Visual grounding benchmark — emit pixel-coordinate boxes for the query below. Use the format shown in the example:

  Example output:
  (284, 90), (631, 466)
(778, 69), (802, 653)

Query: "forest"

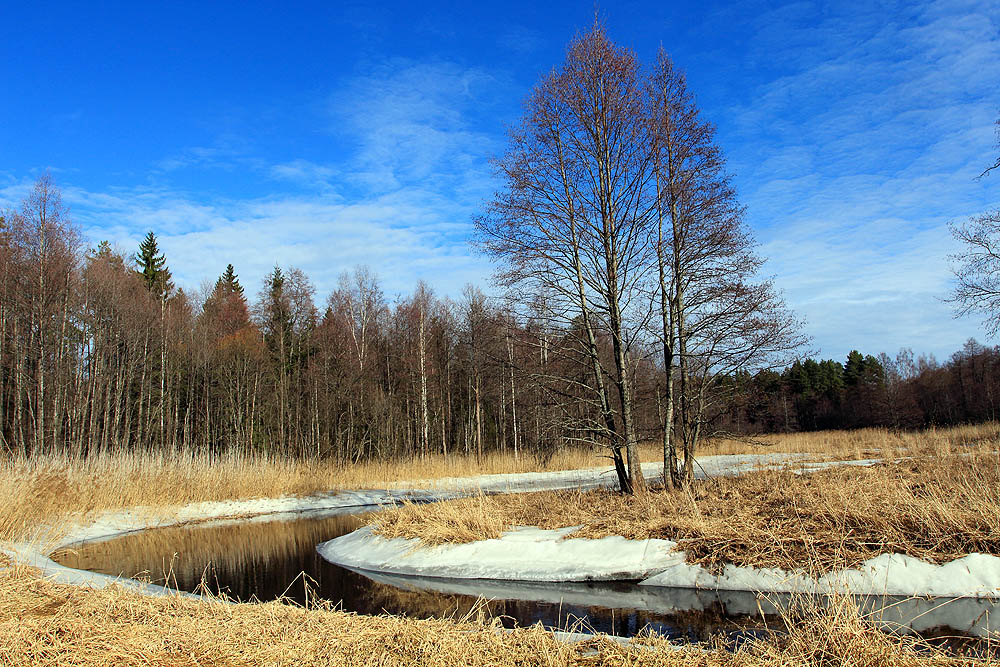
(1, 174), (995, 472)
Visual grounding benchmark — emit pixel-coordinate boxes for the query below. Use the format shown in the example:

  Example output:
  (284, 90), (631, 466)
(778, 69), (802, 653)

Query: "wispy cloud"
(329, 60), (502, 199)
(64, 188), (492, 303)
(498, 25), (545, 55)
(2, 60), (503, 304)
(155, 136), (257, 172)
(725, 0), (1000, 360)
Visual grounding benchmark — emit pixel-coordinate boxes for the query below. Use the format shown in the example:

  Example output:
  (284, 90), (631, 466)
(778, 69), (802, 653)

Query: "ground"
(1, 424), (998, 665)
(372, 453), (1000, 573)
(0, 565), (989, 666)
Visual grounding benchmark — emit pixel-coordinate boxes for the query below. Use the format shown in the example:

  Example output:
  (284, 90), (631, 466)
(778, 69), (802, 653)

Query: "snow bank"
(30, 488), (443, 550)
(320, 523), (1000, 599)
(640, 551), (1000, 598)
(356, 568), (999, 638)
(2, 544), (202, 598)
(319, 525), (681, 581)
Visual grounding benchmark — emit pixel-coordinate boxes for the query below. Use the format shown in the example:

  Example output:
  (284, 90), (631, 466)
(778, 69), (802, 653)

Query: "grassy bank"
(2, 423), (995, 545)
(3, 424), (999, 665)
(375, 442), (1000, 573)
(0, 446), (625, 544)
(0, 565), (988, 667)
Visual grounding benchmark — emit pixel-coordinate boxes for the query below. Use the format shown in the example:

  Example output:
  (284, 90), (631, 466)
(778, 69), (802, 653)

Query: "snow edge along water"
(318, 524), (1000, 599)
(1, 453), (855, 597)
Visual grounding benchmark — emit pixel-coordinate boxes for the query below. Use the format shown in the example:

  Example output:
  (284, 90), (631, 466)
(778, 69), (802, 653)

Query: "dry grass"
(375, 449), (1000, 573)
(0, 446), (638, 544)
(4, 425), (1000, 665)
(696, 422), (1000, 459)
(3, 423), (995, 545)
(1, 422), (988, 544)
(0, 566), (988, 666)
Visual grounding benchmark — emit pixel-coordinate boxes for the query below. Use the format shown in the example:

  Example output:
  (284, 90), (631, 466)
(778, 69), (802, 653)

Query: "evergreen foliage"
(215, 263), (244, 296)
(203, 264), (251, 339)
(134, 231), (173, 298)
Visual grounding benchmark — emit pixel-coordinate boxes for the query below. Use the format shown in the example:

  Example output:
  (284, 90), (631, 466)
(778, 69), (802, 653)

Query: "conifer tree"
(215, 263), (244, 296)
(134, 231), (173, 298)
(204, 264), (251, 338)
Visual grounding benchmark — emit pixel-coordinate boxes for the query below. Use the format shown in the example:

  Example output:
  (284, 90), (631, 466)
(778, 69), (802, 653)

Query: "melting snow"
(4, 453), (933, 601)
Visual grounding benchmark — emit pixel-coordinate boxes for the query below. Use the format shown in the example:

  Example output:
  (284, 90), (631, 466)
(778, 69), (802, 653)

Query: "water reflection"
(51, 510), (774, 641)
(359, 569), (999, 640)
(54, 510), (365, 594)
(51, 511), (998, 649)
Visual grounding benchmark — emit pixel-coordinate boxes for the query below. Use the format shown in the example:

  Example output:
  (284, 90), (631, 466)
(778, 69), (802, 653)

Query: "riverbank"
(3, 424), (999, 664)
(0, 564), (990, 666)
(3, 451), (812, 593)
(4, 423), (989, 546)
(372, 451), (1000, 574)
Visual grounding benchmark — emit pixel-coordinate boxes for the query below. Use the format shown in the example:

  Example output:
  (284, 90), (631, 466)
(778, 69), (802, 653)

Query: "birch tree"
(477, 25), (654, 493)
(648, 51), (805, 486)
(949, 211), (1000, 335)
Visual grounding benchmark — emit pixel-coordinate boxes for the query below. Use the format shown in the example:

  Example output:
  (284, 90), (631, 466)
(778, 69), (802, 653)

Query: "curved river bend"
(52, 507), (998, 654)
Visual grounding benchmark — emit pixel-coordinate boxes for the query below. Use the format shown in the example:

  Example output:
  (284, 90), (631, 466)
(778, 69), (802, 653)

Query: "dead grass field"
(0, 565), (988, 667)
(695, 422), (1000, 459)
(3, 425), (1000, 665)
(375, 446), (1000, 573)
(2, 422), (995, 546)
(0, 446), (628, 544)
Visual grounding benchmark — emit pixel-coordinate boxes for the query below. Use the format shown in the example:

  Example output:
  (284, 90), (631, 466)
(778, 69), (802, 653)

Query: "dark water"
(51, 509), (775, 641)
(51, 509), (999, 650)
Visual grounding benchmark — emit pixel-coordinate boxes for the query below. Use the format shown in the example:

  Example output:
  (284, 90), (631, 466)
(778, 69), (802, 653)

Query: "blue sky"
(1, 0), (998, 363)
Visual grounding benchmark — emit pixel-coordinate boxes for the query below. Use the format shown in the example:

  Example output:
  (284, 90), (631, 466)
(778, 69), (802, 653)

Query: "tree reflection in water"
(51, 511), (999, 651)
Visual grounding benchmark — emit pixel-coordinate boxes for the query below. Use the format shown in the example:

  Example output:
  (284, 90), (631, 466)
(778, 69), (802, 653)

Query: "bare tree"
(329, 266), (384, 376)
(980, 115), (999, 179)
(477, 25), (655, 493)
(949, 211), (1000, 334)
(646, 51), (805, 486)
(1, 175), (80, 455)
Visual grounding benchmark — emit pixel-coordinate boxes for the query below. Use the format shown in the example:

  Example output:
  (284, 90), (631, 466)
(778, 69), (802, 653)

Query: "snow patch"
(640, 552), (1000, 598)
(320, 523), (1000, 598)
(318, 525), (683, 582)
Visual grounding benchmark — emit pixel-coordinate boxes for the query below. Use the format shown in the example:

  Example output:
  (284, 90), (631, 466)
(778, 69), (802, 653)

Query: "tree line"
(0, 175), (706, 467)
(720, 342), (1000, 434)
(0, 177), (568, 463)
(1, 173), (996, 476)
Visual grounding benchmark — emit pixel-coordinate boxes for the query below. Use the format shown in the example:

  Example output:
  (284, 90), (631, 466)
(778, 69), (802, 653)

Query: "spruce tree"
(203, 263), (250, 338)
(214, 263), (244, 296)
(134, 231), (173, 298)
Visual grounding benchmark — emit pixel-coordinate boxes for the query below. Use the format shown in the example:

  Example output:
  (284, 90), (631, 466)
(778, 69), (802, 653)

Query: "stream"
(50, 507), (998, 652)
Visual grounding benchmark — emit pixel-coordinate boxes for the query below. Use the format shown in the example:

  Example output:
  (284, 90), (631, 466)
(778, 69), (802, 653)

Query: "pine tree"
(204, 264), (251, 338)
(134, 231), (173, 298)
(260, 266), (293, 360)
(215, 263), (244, 296)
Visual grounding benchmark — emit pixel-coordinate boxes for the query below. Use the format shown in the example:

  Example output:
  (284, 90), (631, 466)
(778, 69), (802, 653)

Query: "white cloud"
(329, 60), (502, 199)
(724, 0), (1000, 360)
(63, 188), (490, 304)
(5, 59), (507, 305)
